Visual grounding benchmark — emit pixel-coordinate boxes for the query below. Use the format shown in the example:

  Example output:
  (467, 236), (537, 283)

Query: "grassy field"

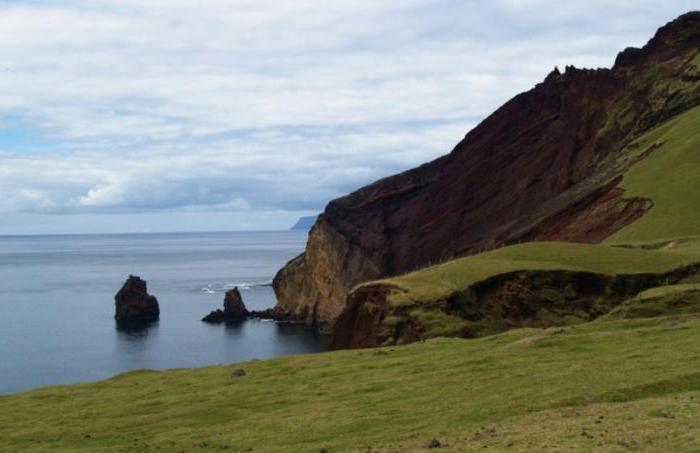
(3, 313), (700, 451)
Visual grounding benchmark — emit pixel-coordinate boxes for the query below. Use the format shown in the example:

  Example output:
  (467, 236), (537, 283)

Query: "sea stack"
(202, 287), (249, 323)
(114, 275), (160, 324)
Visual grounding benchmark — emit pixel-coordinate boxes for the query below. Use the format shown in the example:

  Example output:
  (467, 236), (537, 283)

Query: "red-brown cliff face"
(272, 12), (700, 330)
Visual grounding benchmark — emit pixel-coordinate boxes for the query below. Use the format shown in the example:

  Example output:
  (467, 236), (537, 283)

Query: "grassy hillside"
(374, 239), (700, 308)
(607, 105), (700, 243)
(3, 314), (700, 451)
(332, 239), (700, 345)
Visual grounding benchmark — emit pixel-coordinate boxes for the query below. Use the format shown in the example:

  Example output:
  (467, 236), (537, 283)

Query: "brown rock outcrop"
(273, 12), (700, 330)
(114, 275), (160, 323)
(202, 287), (249, 323)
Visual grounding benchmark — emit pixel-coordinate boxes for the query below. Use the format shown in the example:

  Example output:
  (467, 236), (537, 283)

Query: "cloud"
(0, 0), (697, 232)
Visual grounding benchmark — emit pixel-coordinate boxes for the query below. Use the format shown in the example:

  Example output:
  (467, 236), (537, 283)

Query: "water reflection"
(115, 320), (159, 337)
(274, 321), (331, 352)
(222, 320), (246, 341)
(218, 319), (332, 356)
(115, 321), (159, 356)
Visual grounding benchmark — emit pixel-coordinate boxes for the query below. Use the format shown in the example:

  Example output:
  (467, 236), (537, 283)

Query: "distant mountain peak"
(290, 215), (318, 231)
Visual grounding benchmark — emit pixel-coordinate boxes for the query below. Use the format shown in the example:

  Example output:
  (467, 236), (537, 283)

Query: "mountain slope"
(332, 103), (700, 348)
(272, 12), (700, 330)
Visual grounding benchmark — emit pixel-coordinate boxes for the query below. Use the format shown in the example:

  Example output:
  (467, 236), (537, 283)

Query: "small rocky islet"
(202, 287), (249, 323)
(114, 275), (160, 324)
(113, 277), (284, 325)
(201, 287), (284, 323)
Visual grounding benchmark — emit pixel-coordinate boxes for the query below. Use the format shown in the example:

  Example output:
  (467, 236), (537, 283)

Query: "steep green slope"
(3, 315), (700, 451)
(607, 105), (700, 242)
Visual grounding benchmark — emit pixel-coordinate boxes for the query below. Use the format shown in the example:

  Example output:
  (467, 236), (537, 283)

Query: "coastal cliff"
(273, 12), (700, 330)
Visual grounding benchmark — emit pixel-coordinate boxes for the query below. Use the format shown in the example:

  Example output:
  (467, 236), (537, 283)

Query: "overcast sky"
(0, 0), (696, 234)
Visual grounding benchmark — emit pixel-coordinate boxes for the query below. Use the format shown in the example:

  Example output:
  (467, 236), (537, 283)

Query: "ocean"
(0, 231), (327, 394)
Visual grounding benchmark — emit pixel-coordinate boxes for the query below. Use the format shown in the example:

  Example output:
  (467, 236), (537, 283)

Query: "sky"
(0, 0), (697, 234)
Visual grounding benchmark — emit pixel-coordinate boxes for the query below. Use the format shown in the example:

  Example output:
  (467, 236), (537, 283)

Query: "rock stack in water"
(114, 275), (160, 324)
(202, 287), (249, 323)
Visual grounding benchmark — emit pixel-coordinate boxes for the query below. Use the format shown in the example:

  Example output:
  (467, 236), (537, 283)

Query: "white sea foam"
(200, 280), (272, 293)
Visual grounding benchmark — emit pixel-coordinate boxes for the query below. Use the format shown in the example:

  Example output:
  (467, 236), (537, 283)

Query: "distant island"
(290, 215), (318, 231)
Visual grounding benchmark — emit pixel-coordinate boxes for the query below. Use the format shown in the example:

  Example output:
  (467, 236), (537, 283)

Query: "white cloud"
(0, 0), (697, 233)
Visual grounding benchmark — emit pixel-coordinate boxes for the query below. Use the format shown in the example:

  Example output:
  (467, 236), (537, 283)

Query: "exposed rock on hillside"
(331, 264), (700, 349)
(273, 12), (700, 330)
(202, 287), (249, 323)
(114, 275), (160, 324)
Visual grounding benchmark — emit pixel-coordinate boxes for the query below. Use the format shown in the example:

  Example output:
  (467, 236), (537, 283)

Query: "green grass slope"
(607, 105), (700, 243)
(3, 315), (700, 451)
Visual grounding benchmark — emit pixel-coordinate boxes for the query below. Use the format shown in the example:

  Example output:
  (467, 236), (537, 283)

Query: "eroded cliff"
(331, 263), (700, 349)
(273, 12), (700, 330)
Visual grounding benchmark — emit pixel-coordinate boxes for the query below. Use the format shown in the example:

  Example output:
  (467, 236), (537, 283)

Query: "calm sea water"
(0, 231), (327, 395)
